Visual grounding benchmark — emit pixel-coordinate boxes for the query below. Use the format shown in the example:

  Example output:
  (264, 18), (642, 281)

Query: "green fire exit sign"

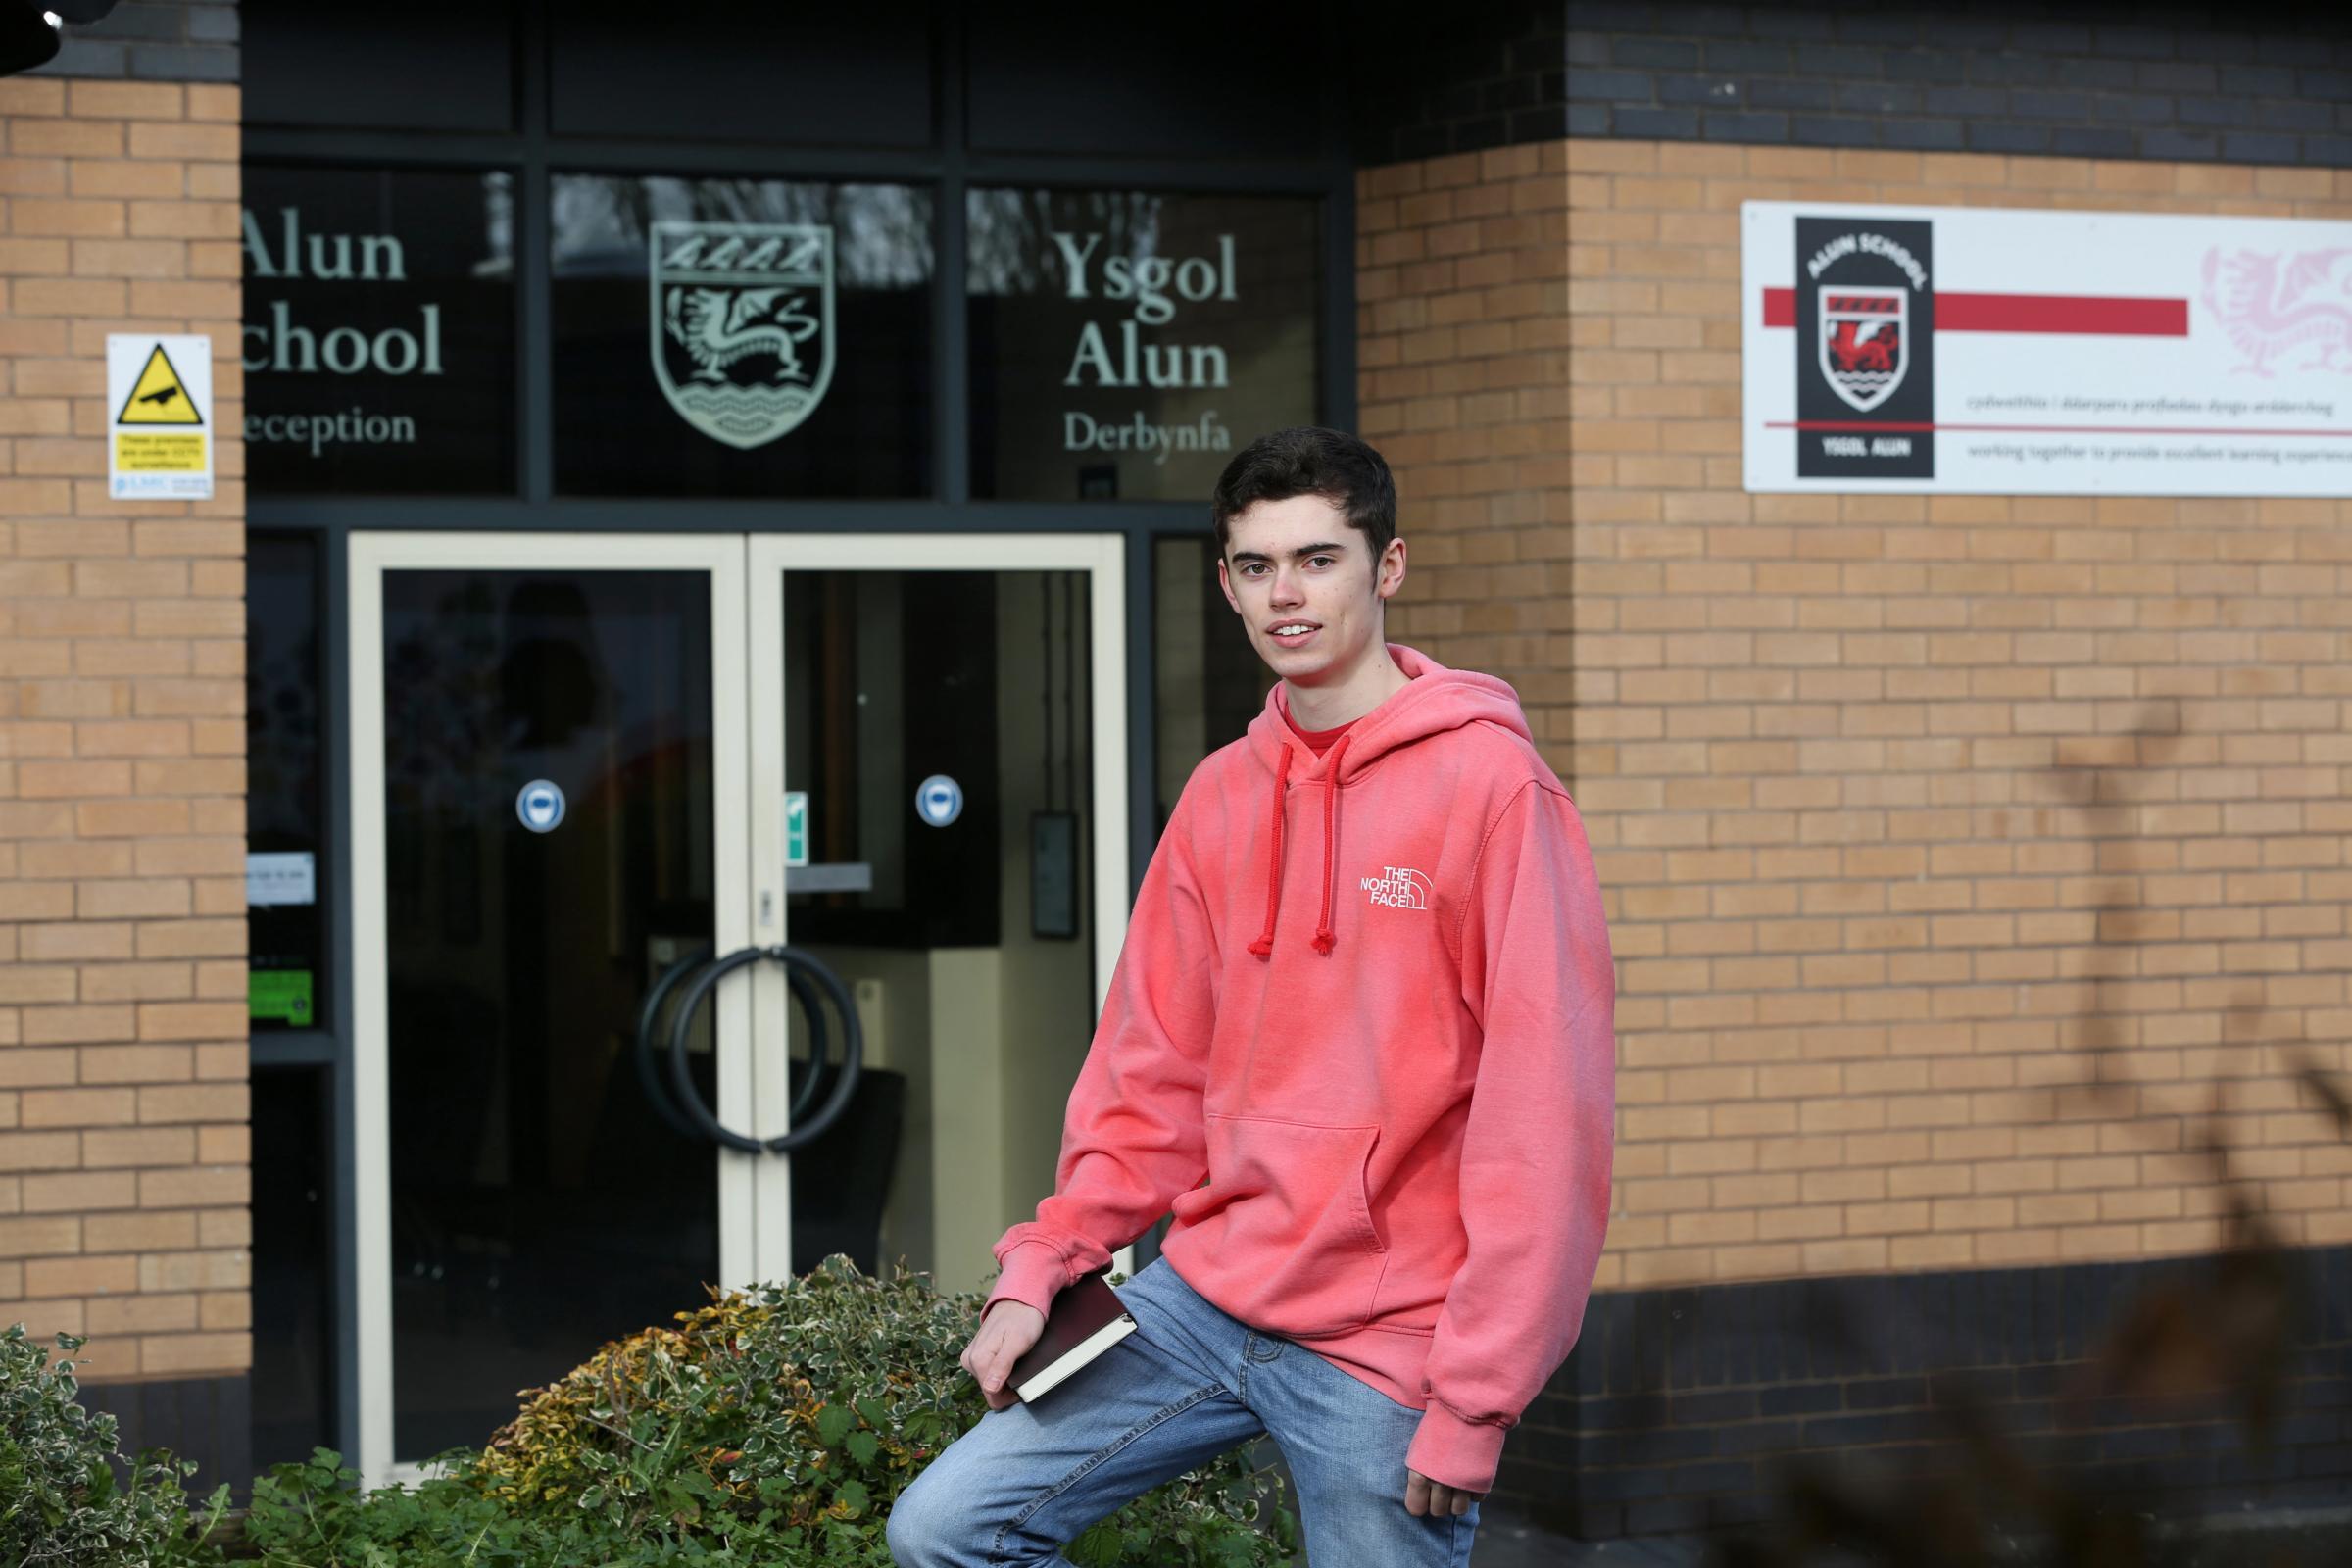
(785, 791), (808, 868)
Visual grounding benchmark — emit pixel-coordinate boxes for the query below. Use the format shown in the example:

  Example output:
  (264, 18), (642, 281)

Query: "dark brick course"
(1494, 1245), (2352, 1544)
(28, 0), (236, 82)
(1358, 1), (2348, 168)
(80, 1374), (251, 1494)
(1353, 0), (1566, 164)
(1560, 0), (2352, 168)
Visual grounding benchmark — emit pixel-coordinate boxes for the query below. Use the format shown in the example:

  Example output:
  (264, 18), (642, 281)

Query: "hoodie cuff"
(1404, 1402), (1509, 1495)
(980, 1240), (1068, 1324)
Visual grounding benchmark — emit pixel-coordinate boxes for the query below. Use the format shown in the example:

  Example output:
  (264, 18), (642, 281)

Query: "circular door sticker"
(914, 774), (963, 828)
(516, 779), (566, 833)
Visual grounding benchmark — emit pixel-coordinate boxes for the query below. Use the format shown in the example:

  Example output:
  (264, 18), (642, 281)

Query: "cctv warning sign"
(116, 343), (204, 424)
(108, 334), (213, 499)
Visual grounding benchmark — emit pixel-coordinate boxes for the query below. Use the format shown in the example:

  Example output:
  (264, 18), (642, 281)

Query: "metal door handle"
(632, 944), (863, 1154)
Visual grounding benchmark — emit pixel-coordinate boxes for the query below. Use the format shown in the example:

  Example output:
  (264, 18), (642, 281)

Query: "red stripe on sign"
(1761, 288), (2187, 335)
(1767, 421), (2352, 437)
(1774, 421), (1936, 431)
(1942, 293), (2189, 334)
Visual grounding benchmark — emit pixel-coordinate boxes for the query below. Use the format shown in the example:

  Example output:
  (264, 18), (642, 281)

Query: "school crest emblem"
(1817, 285), (1907, 412)
(650, 220), (835, 449)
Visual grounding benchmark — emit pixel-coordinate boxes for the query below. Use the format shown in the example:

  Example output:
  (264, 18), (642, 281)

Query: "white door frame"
(347, 532), (754, 1485)
(743, 533), (1132, 1284)
(348, 530), (1132, 1485)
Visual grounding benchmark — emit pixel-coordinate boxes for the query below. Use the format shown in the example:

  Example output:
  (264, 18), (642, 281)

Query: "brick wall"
(0, 74), (248, 1388)
(1358, 139), (2352, 1297)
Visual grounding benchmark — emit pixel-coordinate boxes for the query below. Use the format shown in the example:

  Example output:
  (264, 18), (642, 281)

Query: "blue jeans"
(888, 1254), (1479, 1567)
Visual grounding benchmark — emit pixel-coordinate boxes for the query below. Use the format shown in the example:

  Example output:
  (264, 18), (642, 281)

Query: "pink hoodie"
(982, 643), (1615, 1494)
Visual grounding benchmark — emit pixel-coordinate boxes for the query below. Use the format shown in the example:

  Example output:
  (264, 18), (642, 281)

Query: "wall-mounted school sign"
(1742, 202), (2352, 497)
(107, 334), (212, 500)
(650, 220), (836, 449)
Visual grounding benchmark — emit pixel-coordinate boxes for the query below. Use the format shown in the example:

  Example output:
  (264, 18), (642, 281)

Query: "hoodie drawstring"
(1248, 735), (1349, 959)
(1311, 733), (1350, 956)
(1246, 746), (1292, 958)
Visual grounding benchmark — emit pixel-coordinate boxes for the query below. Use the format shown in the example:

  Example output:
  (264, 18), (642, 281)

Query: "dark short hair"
(1210, 426), (1397, 562)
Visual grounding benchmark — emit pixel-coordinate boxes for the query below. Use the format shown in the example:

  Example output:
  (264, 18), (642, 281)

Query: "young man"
(888, 427), (1615, 1566)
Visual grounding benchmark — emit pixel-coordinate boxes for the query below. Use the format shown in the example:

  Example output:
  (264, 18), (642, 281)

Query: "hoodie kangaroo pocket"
(1168, 1112), (1385, 1338)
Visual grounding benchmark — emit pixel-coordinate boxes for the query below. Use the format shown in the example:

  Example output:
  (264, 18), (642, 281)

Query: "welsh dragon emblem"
(2200, 246), (2352, 377)
(650, 221), (835, 449)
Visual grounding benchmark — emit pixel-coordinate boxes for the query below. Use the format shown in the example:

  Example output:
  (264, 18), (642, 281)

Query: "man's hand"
(1404, 1468), (1485, 1517)
(960, 1301), (1047, 1411)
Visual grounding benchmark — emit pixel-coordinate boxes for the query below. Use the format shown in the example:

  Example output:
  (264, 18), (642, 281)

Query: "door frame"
(346, 530), (1132, 1485)
(742, 533), (1132, 1287)
(346, 531), (754, 1484)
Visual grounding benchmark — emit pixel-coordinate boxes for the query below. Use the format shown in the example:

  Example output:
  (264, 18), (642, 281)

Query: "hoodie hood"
(1247, 642), (1533, 778)
(1241, 643), (1533, 958)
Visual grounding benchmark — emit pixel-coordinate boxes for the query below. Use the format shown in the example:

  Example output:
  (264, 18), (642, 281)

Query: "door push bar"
(632, 944), (863, 1154)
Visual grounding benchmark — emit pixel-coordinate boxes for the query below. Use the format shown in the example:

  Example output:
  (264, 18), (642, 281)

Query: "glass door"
(349, 534), (752, 1481)
(745, 535), (1131, 1302)
(348, 531), (1130, 1484)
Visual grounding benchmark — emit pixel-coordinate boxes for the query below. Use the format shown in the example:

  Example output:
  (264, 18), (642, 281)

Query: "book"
(1005, 1269), (1138, 1404)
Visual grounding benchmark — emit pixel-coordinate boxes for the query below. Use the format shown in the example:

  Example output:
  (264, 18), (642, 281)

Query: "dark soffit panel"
(548, 5), (935, 149)
(966, 2), (1324, 161)
(243, 0), (518, 134)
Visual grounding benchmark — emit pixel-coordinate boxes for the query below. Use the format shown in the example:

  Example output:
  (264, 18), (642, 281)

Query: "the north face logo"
(1361, 866), (1433, 910)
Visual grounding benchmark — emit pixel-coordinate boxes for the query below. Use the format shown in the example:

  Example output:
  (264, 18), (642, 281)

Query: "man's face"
(1216, 493), (1404, 685)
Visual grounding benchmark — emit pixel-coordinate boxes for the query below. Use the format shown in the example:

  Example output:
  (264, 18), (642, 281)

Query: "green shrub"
(242, 1256), (1297, 1567)
(0, 1324), (228, 1567)
(239, 1451), (535, 1567)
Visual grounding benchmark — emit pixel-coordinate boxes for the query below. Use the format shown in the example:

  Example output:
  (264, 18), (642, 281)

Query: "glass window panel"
(251, 1065), (334, 1468)
(967, 189), (1320, 502)
(551, 175), (934, 497)
(967, 7), (1320, 159)
(381, 568), (718, 1459)
(247, 532), (325, 1030)
(1152, 535), (1271, 838)
(244, 1), (516, 133)
(242, 165), (516, 495)
(549, 8), (930, 147)
(773, 566), (1097, 1303)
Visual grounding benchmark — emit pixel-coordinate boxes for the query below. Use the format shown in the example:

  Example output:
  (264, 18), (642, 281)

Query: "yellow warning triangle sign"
(115, 344), (202, 426)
